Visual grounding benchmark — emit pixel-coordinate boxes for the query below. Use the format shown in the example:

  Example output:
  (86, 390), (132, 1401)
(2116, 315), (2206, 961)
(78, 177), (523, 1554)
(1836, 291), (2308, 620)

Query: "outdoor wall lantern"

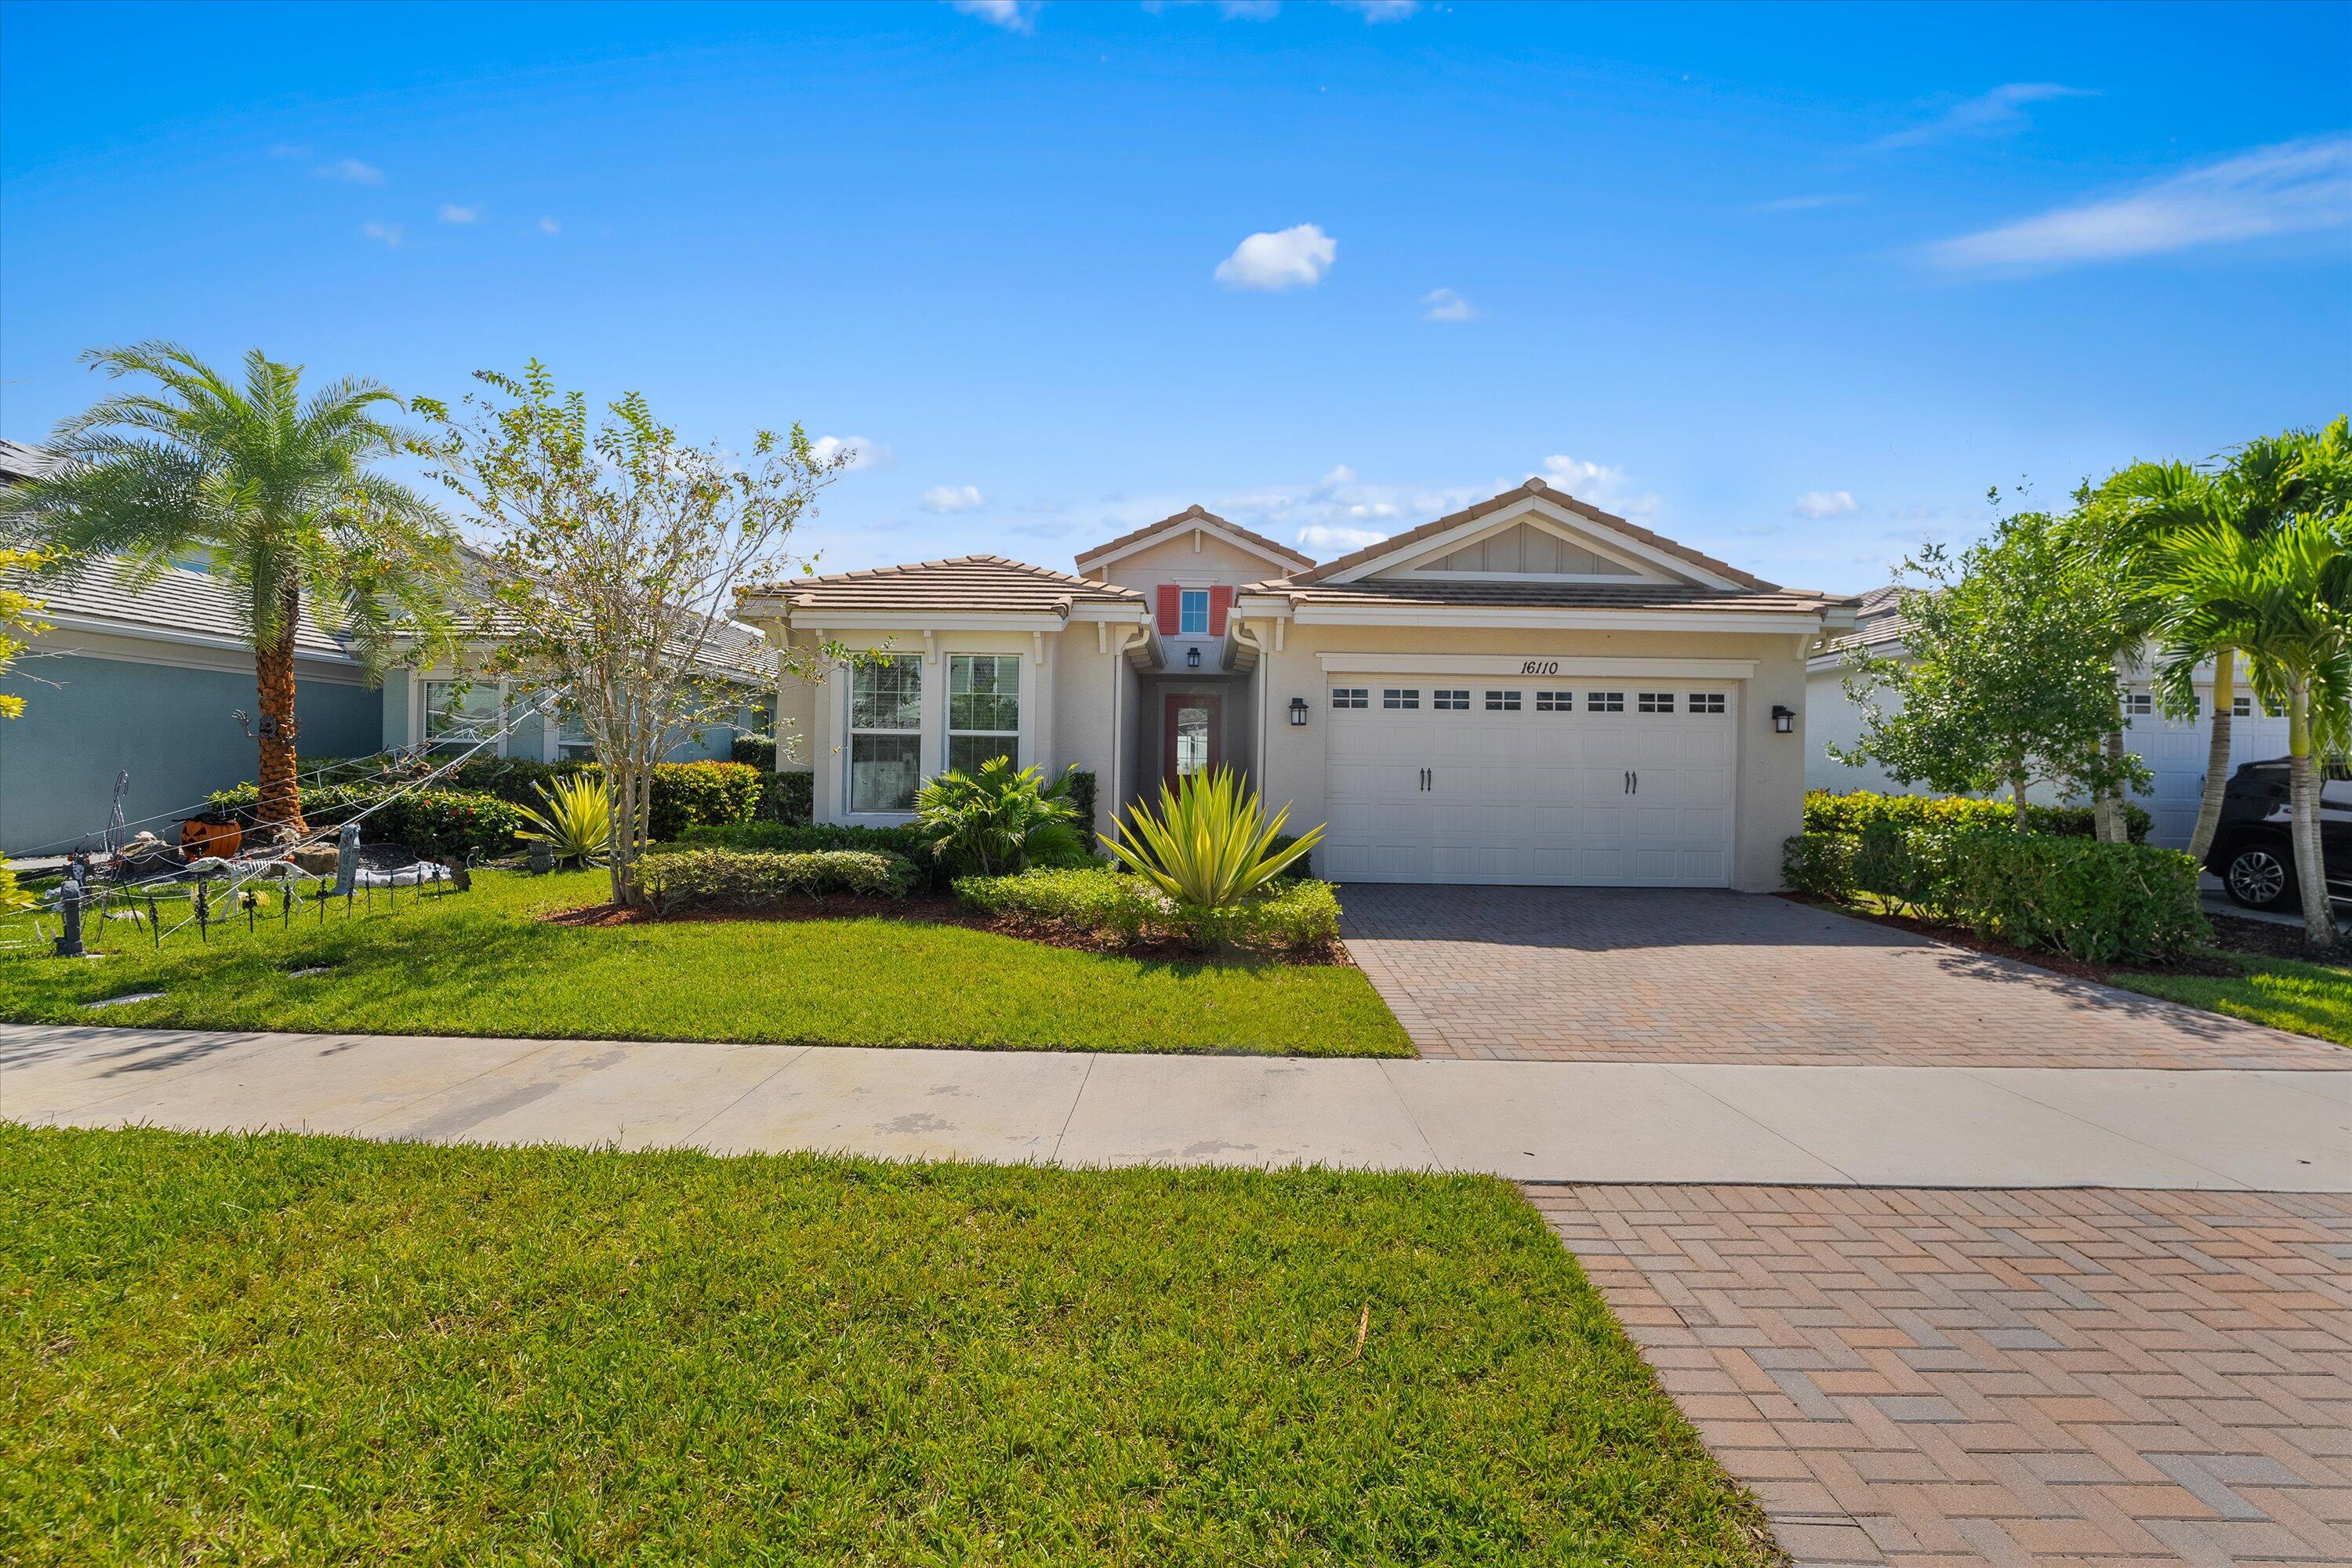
(1186, 645), (1201, 669)
(1771, 705), (1796, 734)
(1289, 696), (1311, 727)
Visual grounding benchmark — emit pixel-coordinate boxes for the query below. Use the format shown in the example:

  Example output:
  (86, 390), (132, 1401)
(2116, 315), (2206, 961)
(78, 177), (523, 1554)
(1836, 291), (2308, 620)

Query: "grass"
(1, 1127), (1777, 1566)
(2107, 950), (2352, 1048)
(0, 869), (1408, 1058)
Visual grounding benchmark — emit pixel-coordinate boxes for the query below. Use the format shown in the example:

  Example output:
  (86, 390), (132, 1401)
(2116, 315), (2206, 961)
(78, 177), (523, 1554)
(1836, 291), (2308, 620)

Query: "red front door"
(1162, 692), (1221, 789)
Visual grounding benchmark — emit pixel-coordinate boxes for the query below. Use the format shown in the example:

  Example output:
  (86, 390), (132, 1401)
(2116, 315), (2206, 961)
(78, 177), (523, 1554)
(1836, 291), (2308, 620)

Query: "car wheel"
(2222, 844), (2295, 911)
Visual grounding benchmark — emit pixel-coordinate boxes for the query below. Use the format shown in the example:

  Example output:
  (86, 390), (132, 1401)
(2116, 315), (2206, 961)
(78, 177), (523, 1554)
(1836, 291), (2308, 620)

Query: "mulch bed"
(540, 894), (1349, 967)
(1778, 892), (2344, 987)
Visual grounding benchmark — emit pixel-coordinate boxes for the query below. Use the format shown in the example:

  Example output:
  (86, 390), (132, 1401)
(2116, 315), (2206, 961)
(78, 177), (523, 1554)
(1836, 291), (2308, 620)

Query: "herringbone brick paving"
(1341, 886), (2350, 1069)
(1527, 1185), (2352, 1566)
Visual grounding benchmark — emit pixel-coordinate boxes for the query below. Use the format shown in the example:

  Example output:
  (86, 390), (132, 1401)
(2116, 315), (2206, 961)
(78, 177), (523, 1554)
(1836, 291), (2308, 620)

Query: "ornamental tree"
(416, 363), (847, 906)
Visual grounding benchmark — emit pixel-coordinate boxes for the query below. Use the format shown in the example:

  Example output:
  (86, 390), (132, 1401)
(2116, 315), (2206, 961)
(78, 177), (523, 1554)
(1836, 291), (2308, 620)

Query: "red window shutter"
(1208, 585), (1234, 637)
(1156, 584), (1180, 635)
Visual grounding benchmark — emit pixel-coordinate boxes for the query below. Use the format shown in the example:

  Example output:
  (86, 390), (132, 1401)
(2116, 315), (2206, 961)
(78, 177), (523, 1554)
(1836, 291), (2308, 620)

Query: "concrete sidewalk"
(6, 1023), (2347, 1190)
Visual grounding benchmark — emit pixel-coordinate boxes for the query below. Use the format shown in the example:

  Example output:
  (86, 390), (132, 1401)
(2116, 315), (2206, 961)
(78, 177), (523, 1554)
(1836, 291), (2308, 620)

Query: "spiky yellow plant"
(1099, 767), (1321, 909)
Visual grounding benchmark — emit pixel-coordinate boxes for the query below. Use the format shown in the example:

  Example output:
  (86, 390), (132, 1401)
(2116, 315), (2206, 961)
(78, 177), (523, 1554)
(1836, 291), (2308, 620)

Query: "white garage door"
(1319, 680), (1737, 886)
(2124, 690), (2294, 850)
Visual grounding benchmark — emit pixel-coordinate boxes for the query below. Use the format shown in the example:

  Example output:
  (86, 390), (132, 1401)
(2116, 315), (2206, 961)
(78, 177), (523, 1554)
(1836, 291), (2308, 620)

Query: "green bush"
(634, 760), (765, 840)
(731, 733), (777, 770)
(1803, 789), (2151, 844)
(1267, 833), (1314, 880)
(639, 848), (916, 913)
(759, 771), (814, 825)
(916, 759), (1087, 876)
(1067, 768), (1097, 843)
(369, 791), (531, 865)
(1784, 827), (2207, 964)
(953, 866), (1342, 954)
(676, 818), (926, 859)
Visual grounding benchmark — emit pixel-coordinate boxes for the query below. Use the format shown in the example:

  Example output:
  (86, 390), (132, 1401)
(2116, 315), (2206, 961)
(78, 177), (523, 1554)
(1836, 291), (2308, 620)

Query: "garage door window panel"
(1383, 688), (1420, 710)
(1484, 690), (1522, 712)
(1588, 691), (1624, 713)
(1330, 687), (1368, 710)
(1434, 689), (1469, 711)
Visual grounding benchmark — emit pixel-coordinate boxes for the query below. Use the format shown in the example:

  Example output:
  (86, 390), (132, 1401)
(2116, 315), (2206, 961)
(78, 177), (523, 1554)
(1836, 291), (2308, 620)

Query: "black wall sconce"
(1186, 645), (1201, 669)
(1771, 704), (1795, 734)
(1288, 696), (1310, 727)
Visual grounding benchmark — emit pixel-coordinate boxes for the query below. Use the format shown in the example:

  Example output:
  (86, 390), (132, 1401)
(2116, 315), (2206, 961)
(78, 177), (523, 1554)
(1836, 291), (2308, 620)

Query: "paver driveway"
(1341, 886), (2350, 1069)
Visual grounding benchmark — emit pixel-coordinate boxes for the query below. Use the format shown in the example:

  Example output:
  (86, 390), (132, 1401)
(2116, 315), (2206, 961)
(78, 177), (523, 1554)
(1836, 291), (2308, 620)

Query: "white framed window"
(1638, 691), (1675, 714)
(1330, 687), (1369, 710)
(1484, 690), (1522, 712)
(1383, 688), (1420, 710)
(946, 654), (1021, 775)
(1433, 688), (1471, 711)
(1178, 589), (1210, 635)
(2233, 695), (2253, 717)
(424, 680), (503, 753)
(2123, 691), (2154, 717)
(1536, 690), (1573, 713)
(848, 656), (923, 812)
(1588, 691), (1624, 713)
(1689, 691), (1726, 715)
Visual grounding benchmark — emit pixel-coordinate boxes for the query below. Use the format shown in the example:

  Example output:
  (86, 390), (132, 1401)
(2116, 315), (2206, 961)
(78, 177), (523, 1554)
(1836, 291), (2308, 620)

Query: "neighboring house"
(1805, 584), (2292, 848)
(739, 478), (1854, 891)
(0, 440), (763, 856)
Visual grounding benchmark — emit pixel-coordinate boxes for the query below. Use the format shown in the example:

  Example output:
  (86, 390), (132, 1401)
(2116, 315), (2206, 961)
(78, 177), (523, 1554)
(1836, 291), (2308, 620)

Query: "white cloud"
(810, 435), (894, 472)
(1535, 455), (1660, 517)
(1920, 136), (2352, 273)
(949, 0), (1040, 32)
(1746, 194), (1856, 214)
(317, 157), (385, 185)
(1874, 82), (2092, 151)
(1335, 0), (1419, 20)
(438, 204), (480, 224)
(1214, 223), (1337, 291)
(1794, 489), (1859, 519)
(361, 221), (403, 248)
(537, 216), (562, 235)
(920, 484), (985, 514)
(1297, 523), (1388, 553)
(1420, 286), (1475, 322)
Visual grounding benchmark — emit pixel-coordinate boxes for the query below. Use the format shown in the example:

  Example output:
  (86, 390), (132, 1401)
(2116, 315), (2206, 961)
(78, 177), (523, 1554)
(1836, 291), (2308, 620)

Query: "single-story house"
(739, 478), (1854, 891)
(1806, 584), (2292, 848)
(1, 440), (763, 856)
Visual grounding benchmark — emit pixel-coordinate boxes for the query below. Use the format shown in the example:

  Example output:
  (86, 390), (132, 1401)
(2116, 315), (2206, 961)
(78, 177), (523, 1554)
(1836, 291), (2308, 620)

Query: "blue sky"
(4, 1), (2347, 593)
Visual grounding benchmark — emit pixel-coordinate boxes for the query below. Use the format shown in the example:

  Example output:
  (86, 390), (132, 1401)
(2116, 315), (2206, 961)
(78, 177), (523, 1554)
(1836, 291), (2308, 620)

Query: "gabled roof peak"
(1074, 506), (1316, 572)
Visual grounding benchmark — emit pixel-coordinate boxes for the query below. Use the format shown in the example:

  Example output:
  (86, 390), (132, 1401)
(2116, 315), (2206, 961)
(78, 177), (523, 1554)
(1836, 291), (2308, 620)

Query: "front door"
(1162, 691), (1221, 789)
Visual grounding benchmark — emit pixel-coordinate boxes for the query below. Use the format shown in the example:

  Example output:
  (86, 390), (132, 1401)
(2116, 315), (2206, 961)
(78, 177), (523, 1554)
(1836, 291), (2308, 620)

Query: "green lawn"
(1, 1127), (1776, 1566)
(0, 870), (1408, 1057)
(2107, 949), (2352, 1048)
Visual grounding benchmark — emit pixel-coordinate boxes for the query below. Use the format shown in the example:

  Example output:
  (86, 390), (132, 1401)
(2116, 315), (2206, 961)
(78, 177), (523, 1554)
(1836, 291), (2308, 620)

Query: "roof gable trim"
(1323, 493), (1742, 591)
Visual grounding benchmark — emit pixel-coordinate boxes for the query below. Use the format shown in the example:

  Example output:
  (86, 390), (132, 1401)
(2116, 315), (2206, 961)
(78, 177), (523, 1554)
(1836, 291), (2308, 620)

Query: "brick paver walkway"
(1530, 1185), (2352, 1567)
(1342, 886), (2350, 1069)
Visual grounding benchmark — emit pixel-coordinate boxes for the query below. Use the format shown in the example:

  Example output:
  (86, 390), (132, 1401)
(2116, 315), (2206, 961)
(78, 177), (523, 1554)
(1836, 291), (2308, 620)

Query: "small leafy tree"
(417, 363), (846, 906)
(916, 758), (1085, 876)
(1836, 508), (2147, 827)
(0, 546), (50, 720)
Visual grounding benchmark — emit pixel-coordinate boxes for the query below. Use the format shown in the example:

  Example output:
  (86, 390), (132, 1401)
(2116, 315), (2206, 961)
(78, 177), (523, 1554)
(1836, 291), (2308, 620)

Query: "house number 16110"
(1519, 660), (1560, 675)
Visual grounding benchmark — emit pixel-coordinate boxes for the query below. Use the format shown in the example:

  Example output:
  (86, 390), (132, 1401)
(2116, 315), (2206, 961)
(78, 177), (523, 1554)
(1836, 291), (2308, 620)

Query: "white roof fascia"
(1076, 518), (1307, 574)
(1320, 494), (1748, 592)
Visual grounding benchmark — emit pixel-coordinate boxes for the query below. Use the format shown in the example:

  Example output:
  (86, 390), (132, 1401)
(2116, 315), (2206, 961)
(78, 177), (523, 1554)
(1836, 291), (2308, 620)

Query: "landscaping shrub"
(916, 759), (1087, 875)
(1784, 826), (2207, 964)
(368, 790), (530, 865)
(636, 760), (764, 840)
(1067, 768), (1096, 843)
(1099, 768), (1321, 909)
(758, 770), (814, 825)
(640, 848), (916, 913)
(953, 866), (1342, 954)
(731, 733), (777, 771)
(1267, 833), (1314, 880)
(1804, 789), (2151, 844)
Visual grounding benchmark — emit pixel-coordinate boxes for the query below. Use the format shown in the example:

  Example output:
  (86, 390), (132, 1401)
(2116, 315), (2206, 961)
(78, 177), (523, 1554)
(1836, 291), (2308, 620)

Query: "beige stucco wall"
(1241, 619), (1816, 892)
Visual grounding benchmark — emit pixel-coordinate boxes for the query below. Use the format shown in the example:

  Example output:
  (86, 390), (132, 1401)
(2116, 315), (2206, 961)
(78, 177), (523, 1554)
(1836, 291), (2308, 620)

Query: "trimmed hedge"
(210, 758), (764, 848)
(1068, 769), (1097, 844)
(200, 781), (525, 863)
(640, 848), (916, 913)
(1784, 826), (2207, 964)
(1804, 789), (2151, 844)
(731, 734), (777, 771)
(757, 771), (815, 826)
(953, 866), (1342, 954)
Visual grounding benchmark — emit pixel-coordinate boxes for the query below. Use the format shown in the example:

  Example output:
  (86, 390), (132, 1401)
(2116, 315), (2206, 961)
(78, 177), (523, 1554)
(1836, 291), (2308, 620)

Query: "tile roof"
(741, 554), (1145, 616)
(1283, 477), (1782, 592)
(0, 438), (55, 484)
(15, 554), (362, 662)
(1820, 584), (1918, 655)
(1257, 578), (1846, 615)
(1074, 505), (1315, 572)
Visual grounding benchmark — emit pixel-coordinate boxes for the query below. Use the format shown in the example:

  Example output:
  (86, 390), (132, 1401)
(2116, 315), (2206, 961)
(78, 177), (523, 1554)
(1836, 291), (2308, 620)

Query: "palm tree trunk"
(253, 580), (307, 844)
(2188, 648), (2235, 861)
(2286, 681), (2337, 949)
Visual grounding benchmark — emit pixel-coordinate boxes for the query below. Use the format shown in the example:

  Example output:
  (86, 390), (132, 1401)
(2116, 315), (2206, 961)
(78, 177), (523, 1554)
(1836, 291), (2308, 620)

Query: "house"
(1, 440), (763, 855)
(738, 479), (1854, 890)
(1806, 584), (2292, 848)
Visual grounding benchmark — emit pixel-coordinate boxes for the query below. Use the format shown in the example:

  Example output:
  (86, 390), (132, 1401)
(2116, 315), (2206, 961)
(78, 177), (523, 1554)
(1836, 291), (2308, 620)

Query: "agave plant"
(916, 757), (1085, 875)
(515, 773), (613, 869)
(1101, 767), (1323, 909)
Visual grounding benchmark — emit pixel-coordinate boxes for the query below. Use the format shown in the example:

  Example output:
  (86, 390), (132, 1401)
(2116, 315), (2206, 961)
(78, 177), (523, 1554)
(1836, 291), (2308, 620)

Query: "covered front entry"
(1319, 676), (1738, 886)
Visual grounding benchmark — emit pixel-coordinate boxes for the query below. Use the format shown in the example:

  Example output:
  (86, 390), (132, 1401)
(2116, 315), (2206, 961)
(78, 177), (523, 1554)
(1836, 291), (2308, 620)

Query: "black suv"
(2205, 758), (2351, 911)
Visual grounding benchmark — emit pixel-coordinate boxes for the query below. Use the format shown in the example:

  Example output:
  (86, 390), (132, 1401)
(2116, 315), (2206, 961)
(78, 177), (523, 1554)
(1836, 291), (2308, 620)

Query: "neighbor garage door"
(1319, 679), (1737, 886)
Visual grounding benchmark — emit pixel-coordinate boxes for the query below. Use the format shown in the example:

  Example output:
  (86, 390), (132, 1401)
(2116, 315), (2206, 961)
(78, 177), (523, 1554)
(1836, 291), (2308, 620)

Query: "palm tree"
(2159, 514), (2351, 949)
(5, 343), (453, 842)
(2096, 418), (2352, 858)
